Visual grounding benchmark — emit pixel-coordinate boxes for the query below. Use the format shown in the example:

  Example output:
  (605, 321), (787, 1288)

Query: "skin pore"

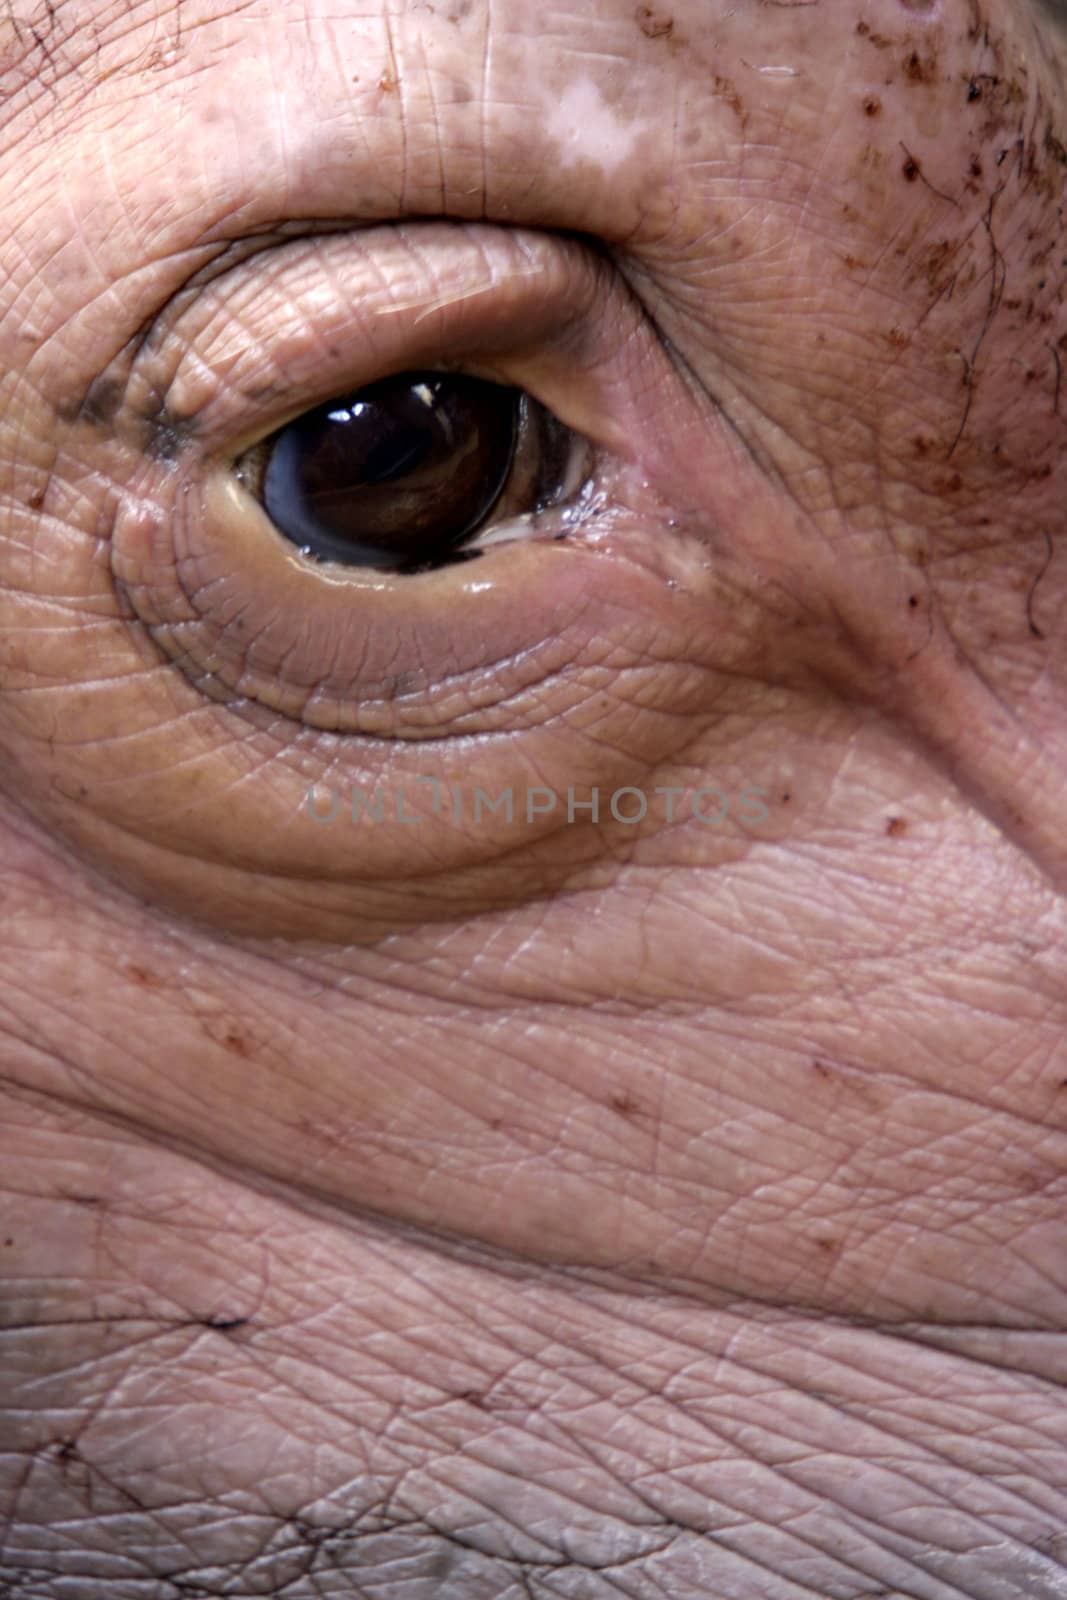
(2, 0), (1067, 1594)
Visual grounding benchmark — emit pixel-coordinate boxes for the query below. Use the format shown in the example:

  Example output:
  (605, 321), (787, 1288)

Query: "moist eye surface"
(259, 371), (519, 573)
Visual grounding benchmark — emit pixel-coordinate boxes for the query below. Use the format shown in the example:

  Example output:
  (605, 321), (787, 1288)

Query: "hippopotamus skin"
(2, 0), (1067, 1593)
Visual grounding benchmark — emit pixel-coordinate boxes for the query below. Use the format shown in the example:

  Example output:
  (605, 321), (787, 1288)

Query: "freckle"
(863, 96), (881, 117)
(26, 490), (44, 510)
(902, 156), (920, 181)
(907, 595), (920, 609)
(886, 816), (908, 836)
(969, 156), (982, 177)
(452, 80), (472, 103)
(224, 1032), (251, 1058)
(128, 965), (160, 987)
(378, 71), (398, 93)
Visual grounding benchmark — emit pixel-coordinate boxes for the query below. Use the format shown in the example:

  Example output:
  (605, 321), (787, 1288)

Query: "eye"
(235, 370), (582, 575)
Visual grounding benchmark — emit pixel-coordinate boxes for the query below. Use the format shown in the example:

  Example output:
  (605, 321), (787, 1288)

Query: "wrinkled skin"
(3, 0), (1067, 1592)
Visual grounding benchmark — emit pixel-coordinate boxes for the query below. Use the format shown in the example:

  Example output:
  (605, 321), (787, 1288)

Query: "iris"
(262, 372), (519, 573)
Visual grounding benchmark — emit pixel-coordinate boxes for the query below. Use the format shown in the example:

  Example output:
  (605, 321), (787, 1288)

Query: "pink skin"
(2, 0), (1067, 1592)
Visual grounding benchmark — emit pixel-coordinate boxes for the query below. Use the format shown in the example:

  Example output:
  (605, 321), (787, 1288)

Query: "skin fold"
(2, 0), (1067, 1592)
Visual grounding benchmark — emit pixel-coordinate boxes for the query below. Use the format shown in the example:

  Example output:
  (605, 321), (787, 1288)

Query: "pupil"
(261, 373), (519, 572)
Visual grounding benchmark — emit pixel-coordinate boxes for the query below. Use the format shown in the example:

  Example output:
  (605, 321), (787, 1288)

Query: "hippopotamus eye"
(236, 371), (580, 574)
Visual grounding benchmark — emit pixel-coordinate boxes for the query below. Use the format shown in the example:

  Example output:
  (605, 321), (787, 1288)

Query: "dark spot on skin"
(452, 80), (472, 103)
(378, 71), (398, 93)
(886, 326), (909, 349)
(812, 1060), (833, 1080)
(203, 1315), (250, 1335)
(855, 20), (892, 48)
(1046, 129), (1067, 167)
(224, 1031), (251, 1058)
(886, 816), (908, 837)
(145, 405), (189, 463)
(4, 1238), (13, 1247)
(967, 78), (982, 102)
(902, 155), (920, 182)
(863, 96), (881, 117)
(903, 49), (936, 85)
(781, 791), (791, 803)
(611, 1091), (640, 1118)
(908, 595), (921, 609)
(969, 155), (983, 178)
(636, 4), (674, 39)
(128, 964), (160, 987)
(815, 1236), (841, 1253)
(57, 374), (125, 429)
(712, 74), (744, 122)
(26, 490), (44, 509)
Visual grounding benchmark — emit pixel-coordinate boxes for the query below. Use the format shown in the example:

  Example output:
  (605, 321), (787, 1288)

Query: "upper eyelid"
(119, 223), (610, 457)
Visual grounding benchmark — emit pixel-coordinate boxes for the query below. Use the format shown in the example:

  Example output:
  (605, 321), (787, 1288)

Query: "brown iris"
(261, 372), (519, 573)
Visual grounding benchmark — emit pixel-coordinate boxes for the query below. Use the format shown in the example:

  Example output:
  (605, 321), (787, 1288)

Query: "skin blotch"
(712, 72), (746, 122)
(144, 403), (193, 463)
(56, 373), (126, 429)
(610, 1090), (641, 1117)
(903, 46), (938, 82)
(856, 19), (894, 48)
(636, 4), (674, 38)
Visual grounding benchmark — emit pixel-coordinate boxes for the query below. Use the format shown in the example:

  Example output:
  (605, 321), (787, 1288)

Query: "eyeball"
(254, 372), (519, 573)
